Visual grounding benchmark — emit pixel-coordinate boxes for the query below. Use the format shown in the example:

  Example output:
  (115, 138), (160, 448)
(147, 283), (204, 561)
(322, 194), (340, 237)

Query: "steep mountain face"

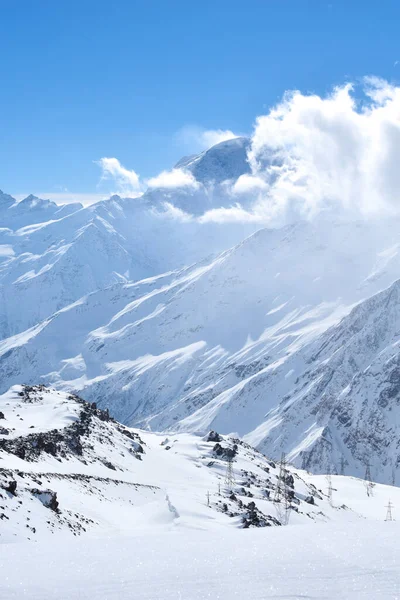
(243, 278), (400, 484)
(0, 384), (395, 542)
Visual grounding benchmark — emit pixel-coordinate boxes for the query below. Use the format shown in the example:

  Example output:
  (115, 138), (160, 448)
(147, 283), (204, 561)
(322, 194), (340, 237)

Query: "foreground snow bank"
(0, 522), (398, 599)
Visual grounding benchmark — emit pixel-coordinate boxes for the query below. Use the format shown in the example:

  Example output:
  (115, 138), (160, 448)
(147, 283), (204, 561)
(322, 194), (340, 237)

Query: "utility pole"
(364, 462), (373, 497)
(206, 490), (210, 507)
(225, 455), (234, 493)
(385, 500), (394, 521)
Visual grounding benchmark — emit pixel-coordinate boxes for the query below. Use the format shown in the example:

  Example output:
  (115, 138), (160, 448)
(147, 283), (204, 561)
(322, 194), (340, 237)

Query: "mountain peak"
(176, 137), (251, 184)
(0, 189), (16, 208)
(18, 194), (57, 210)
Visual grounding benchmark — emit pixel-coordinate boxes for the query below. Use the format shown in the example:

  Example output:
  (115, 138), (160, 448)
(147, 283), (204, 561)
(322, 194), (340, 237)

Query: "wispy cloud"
(146, 168), (199, 189)
(96, 157), (143, 196)
(175, 126), (240, 153)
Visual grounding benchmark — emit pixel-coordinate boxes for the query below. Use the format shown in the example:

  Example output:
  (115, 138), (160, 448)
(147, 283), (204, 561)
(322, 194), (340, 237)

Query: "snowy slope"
(1, 522), (398, 600)
(1, 384), (397, 545)
(243, 277), (400, 482)
(0, 385), (399, 600)
(0, 188), (256, 337)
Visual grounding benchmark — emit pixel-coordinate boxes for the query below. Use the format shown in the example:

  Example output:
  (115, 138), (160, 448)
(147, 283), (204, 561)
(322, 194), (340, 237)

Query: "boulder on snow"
(212, 443), (237, 460)
(3, 480), (17, 495)
(206, 431), (222, 443)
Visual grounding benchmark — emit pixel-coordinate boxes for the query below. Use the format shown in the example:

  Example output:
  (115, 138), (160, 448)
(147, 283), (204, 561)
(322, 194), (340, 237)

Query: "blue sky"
(1, 0), (400, 203)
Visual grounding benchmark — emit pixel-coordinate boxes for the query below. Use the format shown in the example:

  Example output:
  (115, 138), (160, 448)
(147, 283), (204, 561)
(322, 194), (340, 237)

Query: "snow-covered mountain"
(0, 384), (397, 544)
(143, 137), (253, 215)
(2, 214), (400, 484)
(175, 137), (251, 184)
(3, 138), (400, 486)
(0, 181), (256, 336)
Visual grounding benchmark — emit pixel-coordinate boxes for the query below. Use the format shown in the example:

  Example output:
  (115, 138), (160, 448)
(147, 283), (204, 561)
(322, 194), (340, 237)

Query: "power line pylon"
(274, 452), (291, 525)
(385, 500), (394, 521)
(283, 485), (291, 526)
(225, 455), (234, 493)
(364, 462), (373, 497)
(274, 452), (286, 503)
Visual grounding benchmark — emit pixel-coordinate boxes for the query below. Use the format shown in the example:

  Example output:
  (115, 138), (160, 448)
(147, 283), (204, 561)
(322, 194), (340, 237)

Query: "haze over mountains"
(2, 129), (400, 487)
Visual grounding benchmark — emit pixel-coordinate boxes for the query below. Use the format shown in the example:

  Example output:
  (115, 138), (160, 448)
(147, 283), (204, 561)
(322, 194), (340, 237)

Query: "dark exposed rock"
(242, 500), (280, 528)
(206, 430), (222, 443)
(30, 489), (59, 512)
(103, 461), (116, 471)
(3, 480), (17, 495)
(0, 386), (144, 463)
(212, 443), (237, 460)
(283, 473), (295, 488)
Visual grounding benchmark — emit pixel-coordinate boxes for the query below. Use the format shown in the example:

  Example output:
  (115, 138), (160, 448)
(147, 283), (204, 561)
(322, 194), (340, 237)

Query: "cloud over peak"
(95, 77), (400, 225)
(175, 126), (240, 152)
(96, 157), (143, 197)
(146, 168), (199, 189)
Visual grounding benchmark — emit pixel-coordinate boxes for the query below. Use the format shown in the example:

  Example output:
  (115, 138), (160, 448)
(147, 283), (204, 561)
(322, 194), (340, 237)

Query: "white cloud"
(198, 205), (261, 224)
(245, 78), (400, 223)
(146, 168), (199, 189)
(156, 202), (194, 222)
(94, 77), (400, 226)
(176, 126), (240, 152)
(232, 174), (268, 195)
(200, 129), (240, 148)
(96, 157), (143, 196)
